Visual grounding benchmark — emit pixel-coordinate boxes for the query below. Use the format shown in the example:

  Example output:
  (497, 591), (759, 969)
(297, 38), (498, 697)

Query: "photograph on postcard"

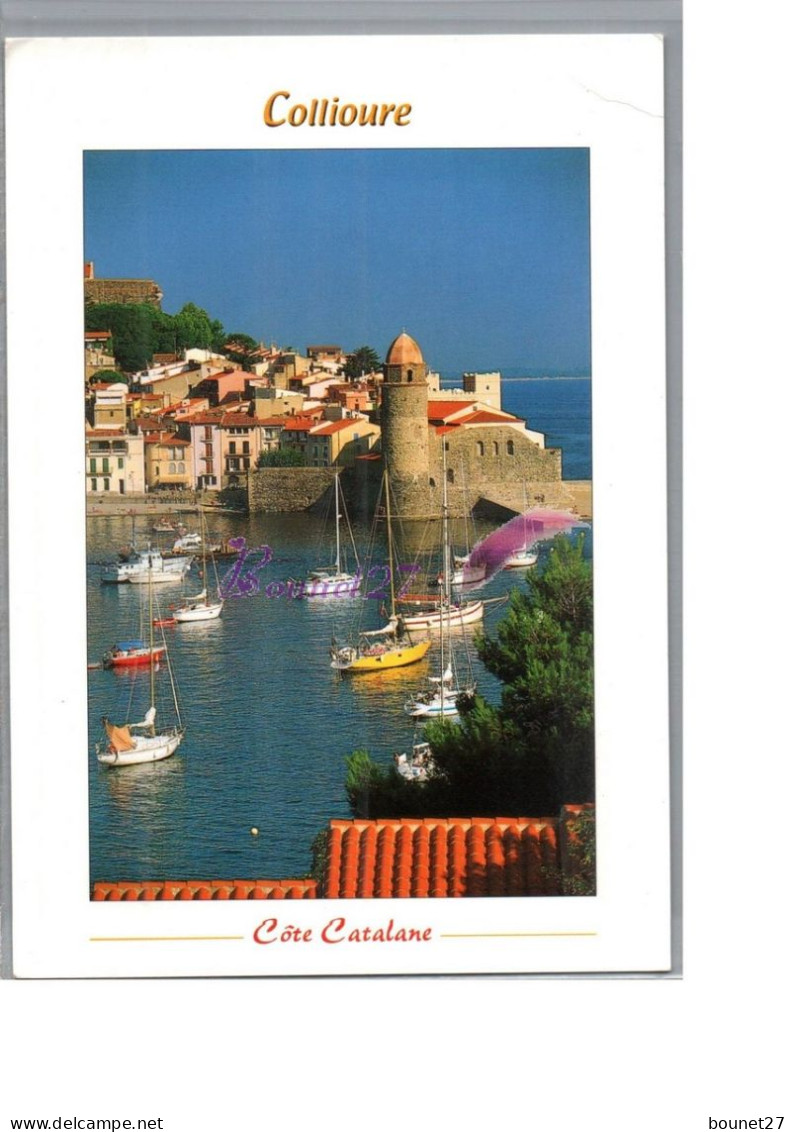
(83, 147), (595, 904)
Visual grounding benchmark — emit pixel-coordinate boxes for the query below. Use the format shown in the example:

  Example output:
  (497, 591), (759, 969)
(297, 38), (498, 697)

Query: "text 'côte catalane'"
(264, 91), (412, 127)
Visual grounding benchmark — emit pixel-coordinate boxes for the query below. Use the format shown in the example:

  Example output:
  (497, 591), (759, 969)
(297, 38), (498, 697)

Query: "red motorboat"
(103, 639), (166, 669)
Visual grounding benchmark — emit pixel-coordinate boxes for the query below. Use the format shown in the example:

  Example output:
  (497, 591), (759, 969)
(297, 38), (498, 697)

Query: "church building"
(377, 331), (576, 519)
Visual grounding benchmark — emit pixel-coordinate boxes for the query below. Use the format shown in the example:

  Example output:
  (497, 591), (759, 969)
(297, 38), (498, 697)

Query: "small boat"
(172, 531), (201, 551)
(405, 666), (475, 719)
(101, 546), (193, 585)
(330, 467), (431, 673)
(438, 556), (487, 587)
(103, 638), (166, 669)
(96, 573), (184, 767)
(503, 546), (539, 570)
(331, 625), (431, 673)
(391, 595), (485, 631)
(152, 518), (178, 533)
(303, 473), (361, 600)
(502, 485), (540, 570)
(393, 741), (432, 781)
(172, 511), (224, 623)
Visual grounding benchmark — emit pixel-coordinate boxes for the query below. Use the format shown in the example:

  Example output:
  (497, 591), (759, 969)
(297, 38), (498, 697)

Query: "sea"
(87, 377), (591, 886)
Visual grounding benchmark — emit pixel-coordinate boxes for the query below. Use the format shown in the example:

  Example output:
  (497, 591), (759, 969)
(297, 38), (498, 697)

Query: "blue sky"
(84, 149), (590, 377)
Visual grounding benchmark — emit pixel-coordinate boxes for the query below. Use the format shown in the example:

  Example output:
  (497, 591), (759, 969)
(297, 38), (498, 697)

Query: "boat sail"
(303, 472), (361, 600)
(405, 447), (476, 718)
(96, 573), (184, 766)
(330, 467), (431, 673)
(172, 508), (224, 622)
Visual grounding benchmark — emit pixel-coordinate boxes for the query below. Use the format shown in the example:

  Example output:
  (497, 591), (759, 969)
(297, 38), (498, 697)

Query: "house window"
(243, 458), (250, 470)
(493, 441), (499, 456)
(476, 441), (484, 457)
(447, 468), (454, 484)
(90, 478), (97, 492)
(507, 439), (515, 455)
(89, 458), (96, 474)
(101, 458), (110, 474)
(168, 463), (176, 474)
(177, 462), (185, 474)
(103, 478), (110, 491)
(243, 441), (250, 455)
(118, 457), (124, 469)
(229, 441), (236, 455)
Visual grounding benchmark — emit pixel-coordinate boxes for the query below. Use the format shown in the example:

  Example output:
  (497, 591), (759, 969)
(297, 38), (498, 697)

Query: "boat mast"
(440, 444), (451, 707)
(148, 563), (156, 731)
(335, 473), (342, 575)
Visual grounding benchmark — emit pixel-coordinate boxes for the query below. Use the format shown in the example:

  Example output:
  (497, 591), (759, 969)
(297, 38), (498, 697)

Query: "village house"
(143, 431), (193, 491)
(188, 368), (248, 406)
(91, 382), (127, 430)
(307, 416), (380, 468)
(85, 427), (145, 496)
(84, 329), (116, 381)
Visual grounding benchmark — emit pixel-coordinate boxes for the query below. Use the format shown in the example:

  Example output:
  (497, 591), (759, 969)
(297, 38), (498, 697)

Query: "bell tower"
(379, 332), (431, 516)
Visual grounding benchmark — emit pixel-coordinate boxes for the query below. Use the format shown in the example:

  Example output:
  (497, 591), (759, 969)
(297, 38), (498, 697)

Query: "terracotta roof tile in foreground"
(322, 813), (586, 898)
(92, 879), (317, 901)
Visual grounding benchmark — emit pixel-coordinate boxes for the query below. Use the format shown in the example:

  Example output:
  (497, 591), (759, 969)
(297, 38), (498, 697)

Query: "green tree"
(173, 302), (216, 351)
(345, 534), (594, 819)
(343, 346), (381, 380)
(223, 332), (259, 369)
(84, 303), (159, 372)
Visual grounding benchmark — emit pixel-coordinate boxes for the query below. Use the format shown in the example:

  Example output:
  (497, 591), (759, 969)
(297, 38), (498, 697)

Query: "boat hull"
(172, 602), (223, 622)
(503, 550), (539, 569)
(104, 647), (165, 668)
(395, 600), (484, 631)
(97, 730), (183, 766)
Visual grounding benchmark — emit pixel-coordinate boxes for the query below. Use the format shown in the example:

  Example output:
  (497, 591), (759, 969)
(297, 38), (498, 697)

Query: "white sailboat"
(405, 448), (476, 718)
(503, 487), (540, 569)
(304, 473), (361, 599)
(97, 573), (184, 766)
(172, 509), (224, 622)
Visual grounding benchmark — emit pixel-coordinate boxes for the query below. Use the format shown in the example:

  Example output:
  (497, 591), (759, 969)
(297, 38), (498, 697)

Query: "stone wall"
(248, 467), (338, 513)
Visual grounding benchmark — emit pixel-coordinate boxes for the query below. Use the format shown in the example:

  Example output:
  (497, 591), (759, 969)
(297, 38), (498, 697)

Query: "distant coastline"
(439, 375), (591, 384)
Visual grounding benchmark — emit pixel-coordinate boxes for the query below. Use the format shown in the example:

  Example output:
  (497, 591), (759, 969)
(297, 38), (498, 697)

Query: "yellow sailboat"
(330, 466), (431, 674)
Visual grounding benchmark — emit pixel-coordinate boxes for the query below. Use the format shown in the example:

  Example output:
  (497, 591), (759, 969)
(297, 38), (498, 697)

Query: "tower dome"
(385, 332), (424, 367)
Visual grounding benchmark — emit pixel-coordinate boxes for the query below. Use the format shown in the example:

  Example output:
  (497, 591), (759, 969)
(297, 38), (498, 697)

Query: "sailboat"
(96, 572), (184, 766)
(172, 509), (224, 622)
(329, 467), (431, 673)
(303, 473), (361, 600)
(503, 487), (540, 569)
(405, 447), (476, 718)
(436, 466), (486, 586)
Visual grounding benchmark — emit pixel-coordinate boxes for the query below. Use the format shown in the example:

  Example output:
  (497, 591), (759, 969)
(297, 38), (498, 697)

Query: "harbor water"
(87, 378), (592, 886)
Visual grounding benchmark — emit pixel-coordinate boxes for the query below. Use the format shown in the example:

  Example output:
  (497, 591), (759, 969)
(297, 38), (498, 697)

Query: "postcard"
(4, 33), (670, 977)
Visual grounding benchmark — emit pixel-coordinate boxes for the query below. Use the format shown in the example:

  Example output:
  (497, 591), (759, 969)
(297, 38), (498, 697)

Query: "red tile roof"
(456, 408), (519, 425)
(427, 399), (477, 422)
(322, 808), (592, 898)
(310, 418), (366, 436)
(92, 879), (317, 901)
